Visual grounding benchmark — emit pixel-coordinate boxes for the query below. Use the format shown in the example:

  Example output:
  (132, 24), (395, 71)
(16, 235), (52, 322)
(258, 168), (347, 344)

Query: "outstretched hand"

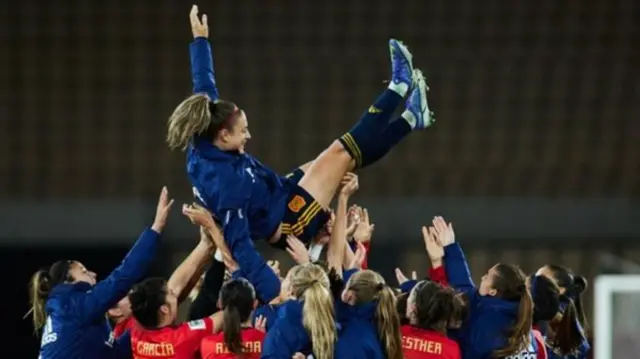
(152, 187), (174, 233)
(189, 5), (209, 39)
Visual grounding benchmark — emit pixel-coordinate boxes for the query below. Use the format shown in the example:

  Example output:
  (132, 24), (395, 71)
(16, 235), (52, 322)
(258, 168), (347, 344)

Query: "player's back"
(200, 327), (265, 359)
(401, 325), (461, 359)
(130, 318), (214, 359)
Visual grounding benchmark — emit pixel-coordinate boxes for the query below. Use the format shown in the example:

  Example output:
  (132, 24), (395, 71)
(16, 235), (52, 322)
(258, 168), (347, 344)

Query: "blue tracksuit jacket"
(334, 301), (385, 359)
(444, 243), (541, 359)
(187, 37), (286, 303)
(38, 228), (160, 359)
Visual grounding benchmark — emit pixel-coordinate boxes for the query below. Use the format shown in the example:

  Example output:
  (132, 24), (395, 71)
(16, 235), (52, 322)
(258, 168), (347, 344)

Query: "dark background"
(0, 0), (638, 357)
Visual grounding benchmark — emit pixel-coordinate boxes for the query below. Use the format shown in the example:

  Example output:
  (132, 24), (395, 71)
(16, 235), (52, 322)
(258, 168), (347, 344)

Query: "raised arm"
(221, 207), (281, 303)
(189, 5), (220, 100)
(167, 218), (214, 300)
(75, 187), (173, 322)
(327, 173), (359, 277)
(432, 216), (476, 291)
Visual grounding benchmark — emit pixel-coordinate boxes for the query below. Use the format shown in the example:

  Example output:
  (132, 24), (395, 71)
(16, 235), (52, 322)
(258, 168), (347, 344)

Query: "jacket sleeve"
(443, 243), (476, 292)
(190, 37), (219, 100)
(222, 207), (281, 303)
(74, 228), (161, 322)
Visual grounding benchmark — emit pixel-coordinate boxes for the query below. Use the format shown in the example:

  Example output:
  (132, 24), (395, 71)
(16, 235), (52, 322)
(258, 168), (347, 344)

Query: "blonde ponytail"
(289, 263), (337, 359)
(376, 286), (403, 359)
(302, 282), (336, 359)
(345, 270), (403, 359)
(166, 94), (213, 151)
(29, 270), (52, 334)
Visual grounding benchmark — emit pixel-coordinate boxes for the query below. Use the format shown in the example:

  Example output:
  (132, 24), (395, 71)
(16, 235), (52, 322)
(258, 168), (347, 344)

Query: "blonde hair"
(345, 270), (403, 359)
(29, 270), (52, 334)
(166, 94), (239, 151)
(289, 263), (337, 359)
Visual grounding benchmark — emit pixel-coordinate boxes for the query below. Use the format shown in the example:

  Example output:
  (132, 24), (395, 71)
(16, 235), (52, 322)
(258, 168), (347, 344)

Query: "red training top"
(130, 318), (215, 359)
(113, 316), (136, 339)
(401, 325), (461, 359)
(200, 327), (265, 359)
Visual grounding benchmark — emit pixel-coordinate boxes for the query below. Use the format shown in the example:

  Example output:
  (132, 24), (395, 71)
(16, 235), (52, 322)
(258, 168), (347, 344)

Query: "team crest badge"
(288, 195), (306, 213)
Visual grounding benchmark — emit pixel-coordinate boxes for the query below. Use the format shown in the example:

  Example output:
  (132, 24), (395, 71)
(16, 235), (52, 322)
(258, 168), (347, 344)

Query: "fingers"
(433, 216), (448, 232)
(189, 5), (199, 24)
(429, 226), (442, 245)
(158, 186), (169, 205)
(286, 235), (304, 250)
(201, 14), (208, 27)
(411, 271), (417, 280)
(362, 208), (369, 224)
(165, 199), (175, 211)
(394, 268), (407, 283)
(421, 225), (429, 239)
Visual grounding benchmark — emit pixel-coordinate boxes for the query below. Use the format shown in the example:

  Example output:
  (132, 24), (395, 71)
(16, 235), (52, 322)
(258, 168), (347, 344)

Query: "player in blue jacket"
(535, 265), (591, 359)
(166, 5), (434, 302)
(262, 263), (337, 359)
(335, 269), (403, 359)
(430, 216), (537, 359)
(29, 187), (174, 359)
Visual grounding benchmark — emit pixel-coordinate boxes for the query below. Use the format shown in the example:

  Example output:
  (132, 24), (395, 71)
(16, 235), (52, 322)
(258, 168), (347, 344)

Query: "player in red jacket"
(128, 276), (224, 359)
(200, 278), (265, 358)
(402, 280), (462, 359)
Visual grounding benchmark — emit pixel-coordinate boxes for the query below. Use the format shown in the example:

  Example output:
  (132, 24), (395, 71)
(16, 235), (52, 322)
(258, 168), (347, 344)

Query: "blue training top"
(444, 243), (541, 359)
(38, 228), (160, 359)
(186, 37), (290, 304)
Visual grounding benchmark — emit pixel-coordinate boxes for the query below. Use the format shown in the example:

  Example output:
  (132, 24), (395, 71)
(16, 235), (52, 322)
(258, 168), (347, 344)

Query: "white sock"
(387, 81), (409, 97)
(401, 110), (417, 129)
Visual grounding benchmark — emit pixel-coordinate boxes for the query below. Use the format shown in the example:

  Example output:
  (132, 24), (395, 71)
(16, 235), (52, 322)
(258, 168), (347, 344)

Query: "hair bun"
(572, 276), (588, 294)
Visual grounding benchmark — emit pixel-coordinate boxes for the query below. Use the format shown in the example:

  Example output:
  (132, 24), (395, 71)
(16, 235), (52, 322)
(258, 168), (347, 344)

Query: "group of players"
(29, 5), (591, 359)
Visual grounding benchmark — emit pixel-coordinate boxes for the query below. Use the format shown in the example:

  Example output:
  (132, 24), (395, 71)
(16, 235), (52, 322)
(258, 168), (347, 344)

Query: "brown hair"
(544, 265), (589, 355)
(288, 263), (337, 359)
(28, 260), (73, 334)
(411, 281), (464, 334)
(544, 264), (589, 330)
(166, 94), (239, 151)
(345, 270), (403, 359)
(491, 263), (534, 358)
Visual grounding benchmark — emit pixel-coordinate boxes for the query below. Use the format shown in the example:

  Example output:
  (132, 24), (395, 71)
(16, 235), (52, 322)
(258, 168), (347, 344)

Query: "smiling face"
(218, 111), (251, 153)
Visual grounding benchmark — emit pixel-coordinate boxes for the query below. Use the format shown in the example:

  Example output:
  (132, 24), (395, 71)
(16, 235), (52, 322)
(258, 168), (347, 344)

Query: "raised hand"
(353, 208), (375, 243)
(189, 5), (209, 39)
(346, 205), (361, 239)
(340, 172), (359, 197)
(395, 267), (417, 286)
(286, 235), (311, 265)
(432, 216), (455, 247)
(422, 226), (444, 264)
(152, 186), (175, 233)
(182, 203), (215, 230)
